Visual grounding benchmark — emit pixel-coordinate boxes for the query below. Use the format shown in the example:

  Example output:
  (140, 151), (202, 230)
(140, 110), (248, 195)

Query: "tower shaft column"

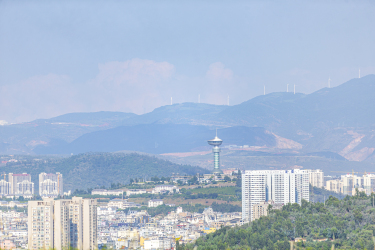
(208, 133), (223, 174)
(213, 146), (220, 171)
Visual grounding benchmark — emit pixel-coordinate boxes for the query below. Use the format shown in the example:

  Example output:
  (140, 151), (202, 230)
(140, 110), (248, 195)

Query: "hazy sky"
(1, 0), (374, 123)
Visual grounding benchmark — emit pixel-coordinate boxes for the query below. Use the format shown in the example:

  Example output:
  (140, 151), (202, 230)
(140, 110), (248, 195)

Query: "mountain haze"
(1, 75), (375, 161)
(35, 125), (275, 155)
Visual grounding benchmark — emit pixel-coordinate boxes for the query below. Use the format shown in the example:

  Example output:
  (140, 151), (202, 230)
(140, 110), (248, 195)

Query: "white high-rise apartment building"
(305, 169), (324, 188)
(0, 179), (10, 196)
(39, 172), (63, 197)
(341, 174), (356, 196)
(9, 173), (34, 197)
(326, 173), (374, 196)
(242, 169), (309, 221)
(28, 197), (97, 250)
(363, 174), (375, 195)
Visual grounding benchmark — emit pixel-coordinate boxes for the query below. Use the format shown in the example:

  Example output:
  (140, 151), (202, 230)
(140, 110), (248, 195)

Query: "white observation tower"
(207, 130), (223, 174)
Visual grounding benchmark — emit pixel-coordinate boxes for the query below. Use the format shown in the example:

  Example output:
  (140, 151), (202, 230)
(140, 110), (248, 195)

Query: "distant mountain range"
(34, 125), (275, 154)
(1, 75), (375, 162)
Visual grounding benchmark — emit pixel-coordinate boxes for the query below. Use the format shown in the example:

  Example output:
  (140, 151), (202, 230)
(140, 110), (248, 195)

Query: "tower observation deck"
(207, 131), (223, 174)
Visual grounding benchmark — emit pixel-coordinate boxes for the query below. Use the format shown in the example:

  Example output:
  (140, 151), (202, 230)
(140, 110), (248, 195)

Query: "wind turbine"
(359, 68), (361, 78)
(328, 77), (331, 88)
(294, 84), (296, 95)
(171, 97), (173, 105)
(264, 85), (266, 95)
(287, 84), (289, 93)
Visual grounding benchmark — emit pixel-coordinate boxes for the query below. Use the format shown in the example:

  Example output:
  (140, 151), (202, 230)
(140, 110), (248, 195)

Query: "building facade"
(152, 185), (179, 194)
(9, 173), (34, 197)
(325, 179), (342, 193)
(91, 189), (123, 196)
(126, 189), (147, 196)
(28, 197), (97, 250)
(242, 169), (309, 221)
(39, 172), (63, 197)
(363, 174), (375, 195)
(327, 173), (375, 195)
(148, 199), (164, 208)
(306, 169), (324, 188)
(252, 201), (283, 221)
(0, 179), (10, 196)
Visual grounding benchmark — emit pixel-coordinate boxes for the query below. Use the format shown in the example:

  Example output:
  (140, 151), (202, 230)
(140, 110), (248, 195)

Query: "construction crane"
(331, 170), (375, 193)
(331, 170), (375, 175)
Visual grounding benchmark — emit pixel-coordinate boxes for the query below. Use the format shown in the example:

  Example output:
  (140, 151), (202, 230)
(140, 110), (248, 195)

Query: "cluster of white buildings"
(38, 173), (63, 197)
(0, 173), (34, 199)
(325, 173), (375, 195)
(0, 172), (64, 199)
(97, 205), (242, 250)
(0, 210), (28, 249)
(107, 199), (141, 210)
(241, 169), (310, 221)
(28, 197), (97, 250)
(92, 189), (124, 196)
(91, 185), (180, 199)
(151, 185), (179, 194)
(241, 168), (375, 222)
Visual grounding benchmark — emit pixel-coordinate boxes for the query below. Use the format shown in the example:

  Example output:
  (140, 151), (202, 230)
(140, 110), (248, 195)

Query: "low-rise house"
(108, 199), (140, 209)
(126, 189), (147, 196)
(252, 200), (282, 221)
(0, 239), (16, 250)
(92, 189), (123, 196)
(8, 201), (27, 208)
(152, 185), (179, 194)
(144, 237), (172, 250)
(148, 199), (164, 207)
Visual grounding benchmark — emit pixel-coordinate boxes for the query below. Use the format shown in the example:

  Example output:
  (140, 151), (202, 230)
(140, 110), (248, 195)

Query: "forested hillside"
(178, 193), (375, 250)
(2, 153), (208, 191)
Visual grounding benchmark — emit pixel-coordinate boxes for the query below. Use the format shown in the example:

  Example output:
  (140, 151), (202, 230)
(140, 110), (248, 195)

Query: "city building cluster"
(241, 168), (375, 222)
(92, 185), (180, 198)
(325, 172), (375, 195)
(0, 210), (28, 249)
(241, 169), (310, 221)
(0, 172), (65, 199)
(0, 166), (372, 250)
(28, 197), (97, 250)
(97, 205), (242, 250)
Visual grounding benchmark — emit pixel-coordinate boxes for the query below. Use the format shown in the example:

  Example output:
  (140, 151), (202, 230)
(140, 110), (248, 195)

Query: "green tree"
(224, 176), (231, 182)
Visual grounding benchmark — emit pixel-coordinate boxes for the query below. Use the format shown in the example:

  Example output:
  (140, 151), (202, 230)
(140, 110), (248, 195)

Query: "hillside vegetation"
(2, 153), (208, 191)
(178, 193), (375, 250)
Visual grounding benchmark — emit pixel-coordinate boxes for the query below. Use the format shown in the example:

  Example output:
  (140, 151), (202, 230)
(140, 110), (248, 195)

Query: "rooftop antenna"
(328, 77), (331, 88)
(359, 68), (361, 78)
(227, 95), (229, 106)
(264, 85), (266, 95)
(198, 94), (200, 103)
(294, 84), (296, 95)
(287, 84), (289, 93)
(171, 97), (173, 105)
